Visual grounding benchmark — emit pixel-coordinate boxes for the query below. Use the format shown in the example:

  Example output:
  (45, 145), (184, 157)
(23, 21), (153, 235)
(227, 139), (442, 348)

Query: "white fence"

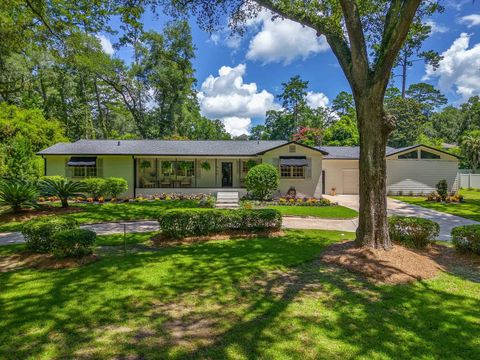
(458, 173), (480, 189)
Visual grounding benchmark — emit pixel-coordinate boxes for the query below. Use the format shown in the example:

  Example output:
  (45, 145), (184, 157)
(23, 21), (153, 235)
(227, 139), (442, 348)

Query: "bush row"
(451, 225), (480, 254)
(158, 208), (282, 239)
(21, 217), (96, 257)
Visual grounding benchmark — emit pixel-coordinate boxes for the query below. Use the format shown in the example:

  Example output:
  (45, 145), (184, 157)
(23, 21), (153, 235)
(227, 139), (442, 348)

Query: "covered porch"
(135, 157), (259, 192)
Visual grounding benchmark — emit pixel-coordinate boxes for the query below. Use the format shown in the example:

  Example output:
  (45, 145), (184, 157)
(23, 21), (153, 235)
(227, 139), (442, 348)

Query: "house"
(38, 140), (459, 198)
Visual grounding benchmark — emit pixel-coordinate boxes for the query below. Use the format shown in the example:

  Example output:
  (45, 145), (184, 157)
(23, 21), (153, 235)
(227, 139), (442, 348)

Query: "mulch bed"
(150, 230), (285, 247)
(0, 252), (99, 272)
(0, 205), (83, 224)
(320, 241), (480, 285)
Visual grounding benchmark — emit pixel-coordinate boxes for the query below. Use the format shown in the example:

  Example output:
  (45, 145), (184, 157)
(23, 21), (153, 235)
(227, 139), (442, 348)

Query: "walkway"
(324, 194), (479, 240)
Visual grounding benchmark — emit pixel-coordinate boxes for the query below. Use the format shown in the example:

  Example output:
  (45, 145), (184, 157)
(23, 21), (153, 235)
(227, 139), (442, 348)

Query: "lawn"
(267, 205), (358, 218)
(0, 200), (200, 233)
(1, 229), (478, 359)
(393, 189), (480, 222)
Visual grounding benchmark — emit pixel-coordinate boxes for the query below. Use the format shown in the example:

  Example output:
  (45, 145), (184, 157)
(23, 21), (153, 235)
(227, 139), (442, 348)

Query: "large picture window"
(67, 157), (97, 178)
(73, 166), (97, 178)
(421, 150), (440, 159)
(280, 165), (305, 179)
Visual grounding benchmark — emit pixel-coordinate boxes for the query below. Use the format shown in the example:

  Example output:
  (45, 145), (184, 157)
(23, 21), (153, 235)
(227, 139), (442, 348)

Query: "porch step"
(216, 191), (240, 209)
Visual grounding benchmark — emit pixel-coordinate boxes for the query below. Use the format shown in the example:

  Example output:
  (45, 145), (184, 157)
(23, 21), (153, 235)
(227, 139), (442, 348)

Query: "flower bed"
(242, 196), (334, 207)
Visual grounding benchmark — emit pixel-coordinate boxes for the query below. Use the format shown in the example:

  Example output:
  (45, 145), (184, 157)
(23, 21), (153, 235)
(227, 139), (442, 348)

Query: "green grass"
(393, 189), (480, 222)
(0, 200), (200, 233)
(267, 205), (358, 218)
(1, 229), (478, 359)
(95, 231), (158, 247)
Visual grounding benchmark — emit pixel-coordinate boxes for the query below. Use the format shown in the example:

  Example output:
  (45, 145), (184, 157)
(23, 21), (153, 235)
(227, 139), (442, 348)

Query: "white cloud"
(424, 33), (480, 100)
(425, 20), (448, 34)
(306, 92), (329, 109)
(459, 14), (480, 28)
(96, 34), (114, 55)
(198, 64), (279, 136)
(246, 11), (329, 65)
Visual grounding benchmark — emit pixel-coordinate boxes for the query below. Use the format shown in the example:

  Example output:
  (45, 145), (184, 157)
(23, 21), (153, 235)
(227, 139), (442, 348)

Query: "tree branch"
(373, 0), (422, 89)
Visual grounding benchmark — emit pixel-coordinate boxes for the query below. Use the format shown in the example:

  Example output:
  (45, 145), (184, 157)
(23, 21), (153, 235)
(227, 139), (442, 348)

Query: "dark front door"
(222, 162), (233, 187)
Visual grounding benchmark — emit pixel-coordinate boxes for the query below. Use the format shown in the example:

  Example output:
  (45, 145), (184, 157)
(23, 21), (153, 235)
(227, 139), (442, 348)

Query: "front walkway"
(324, 194), (480, 240)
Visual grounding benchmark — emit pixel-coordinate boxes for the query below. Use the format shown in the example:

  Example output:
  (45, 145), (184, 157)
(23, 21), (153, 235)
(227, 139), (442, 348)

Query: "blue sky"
(100, 1), (480, 135)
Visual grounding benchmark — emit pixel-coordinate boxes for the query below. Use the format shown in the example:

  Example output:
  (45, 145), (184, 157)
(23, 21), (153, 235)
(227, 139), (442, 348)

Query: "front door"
(222, 162), (233, 187)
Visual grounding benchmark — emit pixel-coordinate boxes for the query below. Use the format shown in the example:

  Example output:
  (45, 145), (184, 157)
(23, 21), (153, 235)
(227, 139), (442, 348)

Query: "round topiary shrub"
(52, 228), (96, 258)
(388, 216), (440, 248)
(244, 164), (280, 200)
(451, 225), (480, 254)
(22, 217), (79, 253)
(105, 177), (128, 199)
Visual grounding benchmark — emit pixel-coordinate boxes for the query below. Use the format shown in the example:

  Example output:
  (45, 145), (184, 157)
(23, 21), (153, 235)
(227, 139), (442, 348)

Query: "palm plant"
(0, 181), (39, 213)
(40, 177), (86, 208)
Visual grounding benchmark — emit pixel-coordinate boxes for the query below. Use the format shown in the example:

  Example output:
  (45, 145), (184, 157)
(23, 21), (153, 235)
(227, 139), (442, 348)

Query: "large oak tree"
(162, 0), (440, 249)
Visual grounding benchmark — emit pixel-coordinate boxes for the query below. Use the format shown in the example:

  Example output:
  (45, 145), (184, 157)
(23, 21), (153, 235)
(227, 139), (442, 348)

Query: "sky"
(100, 1), (480, 136)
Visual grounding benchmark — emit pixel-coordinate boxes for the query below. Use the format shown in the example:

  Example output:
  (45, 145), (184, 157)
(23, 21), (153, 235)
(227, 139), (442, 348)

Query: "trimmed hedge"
(388, 216), (439, 248)
(52, 229), (96, 258)
(451, 225), (480, 254)
(158, 208), (282, 239)
(22, 217), (79, 253)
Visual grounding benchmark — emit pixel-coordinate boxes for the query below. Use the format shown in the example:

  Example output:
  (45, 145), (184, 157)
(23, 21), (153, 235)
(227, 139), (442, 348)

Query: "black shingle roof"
(38, 140), (292, 156)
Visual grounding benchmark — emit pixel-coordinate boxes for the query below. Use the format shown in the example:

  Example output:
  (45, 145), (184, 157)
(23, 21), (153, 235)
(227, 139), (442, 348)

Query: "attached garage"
(342, 169), (359, 194)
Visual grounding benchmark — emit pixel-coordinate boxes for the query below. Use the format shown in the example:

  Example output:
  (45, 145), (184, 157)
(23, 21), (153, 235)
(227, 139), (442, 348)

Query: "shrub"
(0, 180), (39, 213)
(52, 229), (96, 257)
(40, 177), (86, 207)
(451, 225), (480, 254)
(388, 216), (439, 248)
(436, 179), (448, 201)
(83, 178), (108, 200)
(245, 164), (280, 200)
(22, 217), (79, 253)
(105, 177), (128, 198)
(158, 208), (282, 239)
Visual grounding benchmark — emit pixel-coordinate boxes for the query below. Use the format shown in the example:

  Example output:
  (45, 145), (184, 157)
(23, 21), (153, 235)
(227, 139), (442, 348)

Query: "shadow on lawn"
(1, 231), (479, 359)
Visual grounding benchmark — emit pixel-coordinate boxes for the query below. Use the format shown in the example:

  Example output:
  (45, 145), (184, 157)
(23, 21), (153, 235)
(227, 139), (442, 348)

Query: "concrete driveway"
(323, 194), (479, 240)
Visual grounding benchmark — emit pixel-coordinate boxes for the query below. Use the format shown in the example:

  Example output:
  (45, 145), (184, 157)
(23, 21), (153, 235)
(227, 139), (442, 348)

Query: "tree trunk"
(401, 54), (407, 98)
(61, 198), (69, 208)
(355, 96), (393, 249)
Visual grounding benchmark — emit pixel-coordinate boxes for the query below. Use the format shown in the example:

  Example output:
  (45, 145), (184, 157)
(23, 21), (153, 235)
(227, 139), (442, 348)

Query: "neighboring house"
(38, 140), (459, 198)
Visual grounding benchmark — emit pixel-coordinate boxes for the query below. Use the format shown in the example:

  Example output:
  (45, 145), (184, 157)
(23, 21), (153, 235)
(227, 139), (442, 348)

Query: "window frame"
(280, 165), (305, 179)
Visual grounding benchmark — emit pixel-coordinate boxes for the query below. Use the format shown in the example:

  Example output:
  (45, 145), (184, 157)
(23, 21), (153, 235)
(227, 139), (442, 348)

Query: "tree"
(461, 131), (480, 172)
(323, 116), (359, 146)
(171, 0), (438, 248)
(332, 91), (355, 117)
(429, 106), (463, 144)
(405, 83), (447, 116)
(292, 127), (323, 147)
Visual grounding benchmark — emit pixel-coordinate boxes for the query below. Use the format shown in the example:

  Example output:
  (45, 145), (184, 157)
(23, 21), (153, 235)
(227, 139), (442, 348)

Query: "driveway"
(324, 194), (479, 240)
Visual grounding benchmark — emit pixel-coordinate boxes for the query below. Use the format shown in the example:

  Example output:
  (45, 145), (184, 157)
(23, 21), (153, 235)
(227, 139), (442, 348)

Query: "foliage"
(323, 115), (359, 146)
(331, 91), (355, 117)
(83, 178), (108, 200)
(21, 217), (79, 253)
(451, 225), (480, 254)
(51, 229), (96, 258)
(0, 180), (39, 213)
(388, 216), (440, 248)
(460, 130), (480, 171)
(245, 164), (280, 200)
(200, 161), (211, 171)
(436, 180), (448, 201)
(157, 208), (282, 239)
(292, 127), (323, 147)
(0, 104), (66, 180)
(40, 177), (86, 207)
(104, 177), (128, 198)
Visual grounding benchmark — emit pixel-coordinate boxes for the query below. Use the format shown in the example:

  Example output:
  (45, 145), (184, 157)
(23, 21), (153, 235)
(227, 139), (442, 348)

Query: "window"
(280, 165), (305, 178)
(72, 166), (97, 178)
(421, 150), (440, 159)
(289, 145), (296, 153)
(398, 150), (418, 159)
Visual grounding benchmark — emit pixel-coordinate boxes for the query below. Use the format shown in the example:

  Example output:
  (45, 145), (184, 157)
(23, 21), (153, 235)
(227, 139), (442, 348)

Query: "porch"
(135, 157), (259, 191)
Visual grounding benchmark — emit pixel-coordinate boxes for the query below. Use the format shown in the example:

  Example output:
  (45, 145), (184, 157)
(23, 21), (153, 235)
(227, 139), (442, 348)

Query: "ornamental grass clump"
(388, 216), (439, 249)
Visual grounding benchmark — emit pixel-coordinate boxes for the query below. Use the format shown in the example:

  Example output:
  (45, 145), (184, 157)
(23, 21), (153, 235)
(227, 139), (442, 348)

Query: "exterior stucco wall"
(44, 156), (68, 177)
(322, 160), (359, 195)
(261, 144), (323, 197)
(101, 156), (134, 198)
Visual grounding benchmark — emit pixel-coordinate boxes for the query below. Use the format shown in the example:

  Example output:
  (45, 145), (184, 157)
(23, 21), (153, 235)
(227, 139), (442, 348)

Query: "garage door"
(342, 169), (359, 194)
